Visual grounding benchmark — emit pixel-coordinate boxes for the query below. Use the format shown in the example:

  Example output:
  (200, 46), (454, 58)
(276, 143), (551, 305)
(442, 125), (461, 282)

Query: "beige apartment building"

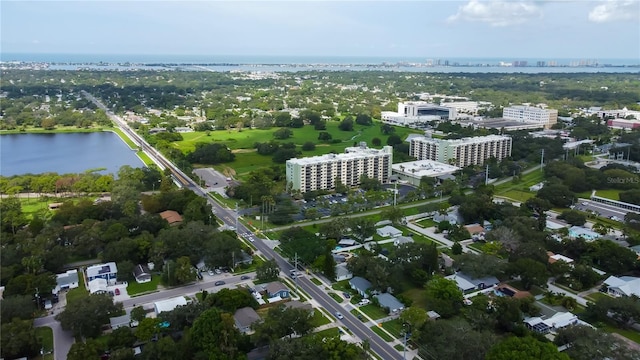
(409, 135), (512, 168)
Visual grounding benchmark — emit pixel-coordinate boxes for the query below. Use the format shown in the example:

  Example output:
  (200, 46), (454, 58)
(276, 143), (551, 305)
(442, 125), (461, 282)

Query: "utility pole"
(393, 182), (398, 207)
(540, 148), (545, 169)
(485, 164), (489, 186)
(294, 252), (299, 291)
(235, 203), (239, 233)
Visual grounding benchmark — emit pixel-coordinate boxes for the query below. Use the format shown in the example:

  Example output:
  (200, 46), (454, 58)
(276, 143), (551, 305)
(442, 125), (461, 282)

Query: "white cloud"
(588, 0), (640, 23)
(448, 0), (543, 26)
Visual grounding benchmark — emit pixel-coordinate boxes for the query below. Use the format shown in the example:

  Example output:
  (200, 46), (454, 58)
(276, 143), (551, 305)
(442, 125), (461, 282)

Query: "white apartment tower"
(503, 105), (558, 129)
(286, 143), (393, 193)
(409, 135), (512, 168)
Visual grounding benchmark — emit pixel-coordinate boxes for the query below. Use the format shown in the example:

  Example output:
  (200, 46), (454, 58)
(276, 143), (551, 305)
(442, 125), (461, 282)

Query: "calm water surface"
(0, 132), (144, 176)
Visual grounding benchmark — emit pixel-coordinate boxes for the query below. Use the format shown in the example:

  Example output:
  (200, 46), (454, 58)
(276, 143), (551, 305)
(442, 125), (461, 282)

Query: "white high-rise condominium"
(502, 105), (558, 129)
(409, 135), (512, 168)
(286, 143), (393, 193)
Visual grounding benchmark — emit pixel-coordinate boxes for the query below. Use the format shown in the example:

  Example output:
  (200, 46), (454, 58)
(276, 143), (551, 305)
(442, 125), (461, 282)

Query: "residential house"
(53, 269), (79, 294)
(464, 223), (485, 236)
(445, 272), (500, 293)
(427, 311), (441, 320)
(159, 210), (183, 227)
(133, 264), (152, 283)
(233, 251), (253, 267)
(349, 277), (372, 298)
(154, 296), (188, 315)
(524, 312), (587, 334)
(335, 264), (353, 282)
(393, 236), (414, 246)
(234, 307), (261, 334)
(86, 262), (118, 284)
(338, 239), (358, 247)
(603, 276), (640, 297)
(110, 313), (133, 329)
(568, 226), (600, 241)
(375, 293), (405, 314)
(88, 278), (108, 294)
(547, 252), (574, 266)
(265, 282), (290, 298)
(376, 225), (402, 238)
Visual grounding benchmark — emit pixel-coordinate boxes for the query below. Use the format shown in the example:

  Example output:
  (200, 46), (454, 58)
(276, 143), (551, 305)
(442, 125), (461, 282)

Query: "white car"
(335, 311), (344, 320)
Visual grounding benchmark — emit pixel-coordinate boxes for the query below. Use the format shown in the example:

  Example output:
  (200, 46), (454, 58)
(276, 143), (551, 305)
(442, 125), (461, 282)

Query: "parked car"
(208, 270), (214, 276)
(214, 281), (226, 286)
(240, 275), (250, 280)
(335, 311), (344, 320)
(114, 288), (120, 296)
(343, 292), (351, 299)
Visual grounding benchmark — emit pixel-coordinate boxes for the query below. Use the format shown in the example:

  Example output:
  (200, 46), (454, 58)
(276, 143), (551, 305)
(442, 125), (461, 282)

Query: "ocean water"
(2, 53), (638, 67)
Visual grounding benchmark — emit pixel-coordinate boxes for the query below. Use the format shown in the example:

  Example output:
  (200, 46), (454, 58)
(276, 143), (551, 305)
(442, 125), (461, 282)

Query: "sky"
(1, 0), (639, 60)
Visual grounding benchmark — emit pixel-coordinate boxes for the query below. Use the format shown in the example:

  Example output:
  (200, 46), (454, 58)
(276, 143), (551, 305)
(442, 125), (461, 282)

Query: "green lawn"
(593, 189), (621, 201)
(498, 189), (535, 203)
(494, 168), (544, 196)
(399, 287), (428, 309)
(331, 280), (352, 292)
(358, 304), (388, 320)
(0, 125), (107, 134)
(310, 309), (331, 327)
(136, 151), (155, 166)
(127, 276), (160, 296)
(66, 271), (88, 305)
(110, 128), (137, 149)
(173, 121), (421, 178)
(415, 218), (437, 228)
(586, 292), (611, 302)
(311, 278), (322, 286)
(600, 323), (640, 343)
(35, 326), (54, 360)
(315, 327), (341, 338)
(328, 292), (344, 303)
(370, 324), (394, 341)
(381, 319), (405, 339)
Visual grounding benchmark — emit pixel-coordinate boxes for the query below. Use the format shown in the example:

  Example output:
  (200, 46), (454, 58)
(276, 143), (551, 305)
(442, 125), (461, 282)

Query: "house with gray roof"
(110, 313), (132, 329)
(335, 264), (353, 282)
(284, 300), (313, 312)
(376, 225), (402, 238)
(53, 269), (79, 294)
(86, 262), (118, 284)
(265, 281), (289, 298)
(234, 307), (261, 334)
(375, 293), (405, 314)
(133, 264), (151, 284)
(349, 277), (372, 298)
(445, 272), (500, 293)
(604, 275), (640, 297)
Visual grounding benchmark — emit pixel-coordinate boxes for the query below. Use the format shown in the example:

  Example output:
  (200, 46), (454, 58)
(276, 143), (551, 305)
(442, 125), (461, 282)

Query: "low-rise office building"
(381, 101), (458, 126)
(502, 105), (558, 129)
(392, 160), (460, 186)
(286, 143), (392, 193)
(409, 134), (512, 167)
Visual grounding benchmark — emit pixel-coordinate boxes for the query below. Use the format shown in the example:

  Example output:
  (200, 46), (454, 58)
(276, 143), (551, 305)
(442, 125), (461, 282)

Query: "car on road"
(335, 311), (344, 320)
(214, 281), (226, 286)
(240, 275), (250, 280)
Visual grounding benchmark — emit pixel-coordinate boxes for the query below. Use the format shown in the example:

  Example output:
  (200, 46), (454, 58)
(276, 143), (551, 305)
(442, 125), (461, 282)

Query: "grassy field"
(109, 128), (137, 149)
(66, 271), (88, 305)
(586, 292), (611, 302)
(35, 326), (54, 360)
(399, 287), (428, 309)
(381, 319), (405, 339)
(172, 122), (421, 178)
(310, 309), (331, 327)
(593, 189), (621, 201)
(0, 125), (108, 134)
(127, 277), (160, 296)
(136, 151), (155, 166)
(370, 324), (394, 341)
(415, 218), (437, 228)
(314, 327), (341, 338)
(494, 169), (544, 199)
(358, 304), (388, 320)
(328, 292), (344, 303)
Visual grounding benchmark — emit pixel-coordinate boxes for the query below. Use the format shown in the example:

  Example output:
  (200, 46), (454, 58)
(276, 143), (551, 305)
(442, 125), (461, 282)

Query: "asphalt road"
(33, 316), (74, 360)
(82, 92), (402, 358)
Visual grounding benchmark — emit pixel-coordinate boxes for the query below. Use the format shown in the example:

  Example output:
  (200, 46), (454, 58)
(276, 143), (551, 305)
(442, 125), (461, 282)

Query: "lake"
(0, 132), (145, 176)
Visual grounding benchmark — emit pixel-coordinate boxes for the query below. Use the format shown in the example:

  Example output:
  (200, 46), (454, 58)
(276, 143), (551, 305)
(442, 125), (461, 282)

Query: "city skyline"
(1, 0), (639, 59)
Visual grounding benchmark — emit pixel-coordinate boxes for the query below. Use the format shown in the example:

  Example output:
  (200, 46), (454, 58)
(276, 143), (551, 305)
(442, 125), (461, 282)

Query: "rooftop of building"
(411, 134), (511, 144)
(392, 160), (460, 177)
(287, 144), (391, 165)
